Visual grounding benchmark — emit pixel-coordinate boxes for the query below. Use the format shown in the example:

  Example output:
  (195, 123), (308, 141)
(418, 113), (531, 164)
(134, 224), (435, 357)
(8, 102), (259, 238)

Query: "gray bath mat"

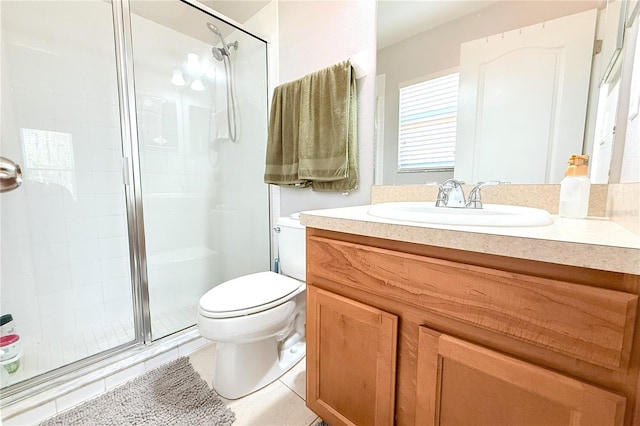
(38, 357), (235, 426)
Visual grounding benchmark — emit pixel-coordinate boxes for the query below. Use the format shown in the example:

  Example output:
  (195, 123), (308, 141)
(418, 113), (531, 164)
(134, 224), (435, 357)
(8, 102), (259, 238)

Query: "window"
(21, 128), (75, 196)
(397, 71), (459, 171)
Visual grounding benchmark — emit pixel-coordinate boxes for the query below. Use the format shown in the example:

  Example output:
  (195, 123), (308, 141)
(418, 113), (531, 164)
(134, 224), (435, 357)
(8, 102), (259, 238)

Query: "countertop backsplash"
(607, 182), (640, 235)
(370, 184), (609, 217)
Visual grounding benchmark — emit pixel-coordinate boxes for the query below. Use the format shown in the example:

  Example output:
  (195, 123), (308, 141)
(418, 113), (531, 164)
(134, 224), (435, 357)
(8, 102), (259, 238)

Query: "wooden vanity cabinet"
(306, 287), (398, 426)
(305, 227), (640, 426)
(416, 327), (626, 426)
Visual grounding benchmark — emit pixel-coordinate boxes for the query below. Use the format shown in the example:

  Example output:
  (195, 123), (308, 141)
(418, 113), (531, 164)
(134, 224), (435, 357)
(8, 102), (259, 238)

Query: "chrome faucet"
(427, 179), (466, 208)
(465, 181), (500, 209)
(426, 179), (501, 209)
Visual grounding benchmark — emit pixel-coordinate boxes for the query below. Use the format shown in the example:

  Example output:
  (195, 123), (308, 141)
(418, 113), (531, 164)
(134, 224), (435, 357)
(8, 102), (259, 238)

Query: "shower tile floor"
(1, 319), (135, 389)
(1, 304), (196, 390)
(189, 343), (321, 426)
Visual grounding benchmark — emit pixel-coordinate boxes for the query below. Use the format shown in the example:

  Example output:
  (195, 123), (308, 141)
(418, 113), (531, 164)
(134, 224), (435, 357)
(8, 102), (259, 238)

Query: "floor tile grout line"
(278, 378), (306, 402)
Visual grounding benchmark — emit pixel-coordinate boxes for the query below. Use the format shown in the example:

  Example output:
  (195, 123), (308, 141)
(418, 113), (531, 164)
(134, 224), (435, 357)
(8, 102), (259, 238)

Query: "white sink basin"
(367, 202), (553, 227)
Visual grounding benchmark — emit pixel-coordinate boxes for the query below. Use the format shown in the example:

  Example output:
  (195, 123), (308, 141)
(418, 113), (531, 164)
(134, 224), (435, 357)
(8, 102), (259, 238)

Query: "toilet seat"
(199, 271), (303, 319)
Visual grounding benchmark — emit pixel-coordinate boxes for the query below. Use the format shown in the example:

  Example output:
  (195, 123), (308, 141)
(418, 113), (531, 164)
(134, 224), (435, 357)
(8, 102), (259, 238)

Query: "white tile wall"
(127, 9), (270, 340)
(104, 362), (146, 390)
(144, 348), (180, 371)
(66, 217), (99, 241)
(54, 380), (106, 413)
(3, 401), (57, 426)
(0, 0), (135, 389)
(1, 0), (271, 393)
(70, 260), (102, 287)
(97, 215), (127, 238)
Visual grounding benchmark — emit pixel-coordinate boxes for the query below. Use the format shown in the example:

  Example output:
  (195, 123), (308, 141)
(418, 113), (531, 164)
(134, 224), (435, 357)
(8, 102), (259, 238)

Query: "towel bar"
(349, 51), (368, 79)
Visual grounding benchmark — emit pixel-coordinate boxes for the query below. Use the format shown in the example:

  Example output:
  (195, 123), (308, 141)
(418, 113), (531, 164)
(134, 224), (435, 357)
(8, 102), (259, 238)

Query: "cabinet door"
(415, 326), (626, 426)
(307, 286), (398, 426)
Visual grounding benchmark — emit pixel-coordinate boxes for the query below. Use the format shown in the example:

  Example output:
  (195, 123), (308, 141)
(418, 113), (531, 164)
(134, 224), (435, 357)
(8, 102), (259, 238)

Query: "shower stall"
(0, 0), (270, 395)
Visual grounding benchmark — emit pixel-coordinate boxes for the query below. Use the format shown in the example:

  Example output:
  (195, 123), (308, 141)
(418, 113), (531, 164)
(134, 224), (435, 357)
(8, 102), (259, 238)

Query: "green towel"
(264, 60), (358, 192)
(264, 79), (309, 187)
(299, 60), (351, 181)
(309, 61), (358, 192)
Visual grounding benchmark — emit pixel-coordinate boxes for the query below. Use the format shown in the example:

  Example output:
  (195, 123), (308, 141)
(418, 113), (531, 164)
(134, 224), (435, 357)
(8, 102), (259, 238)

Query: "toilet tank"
(276, 214), (306, 281)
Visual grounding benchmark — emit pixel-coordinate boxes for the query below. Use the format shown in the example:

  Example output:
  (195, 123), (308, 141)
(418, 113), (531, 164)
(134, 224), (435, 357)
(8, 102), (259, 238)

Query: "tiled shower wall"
(0, 1), (133, 345)
(128, 9), (270, 337)
(1, 0), (270, 387)
(1, 0), (270, 343)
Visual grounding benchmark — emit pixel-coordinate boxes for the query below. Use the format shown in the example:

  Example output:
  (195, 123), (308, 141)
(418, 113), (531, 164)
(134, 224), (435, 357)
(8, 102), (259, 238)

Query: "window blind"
(397, 72), (459, 171)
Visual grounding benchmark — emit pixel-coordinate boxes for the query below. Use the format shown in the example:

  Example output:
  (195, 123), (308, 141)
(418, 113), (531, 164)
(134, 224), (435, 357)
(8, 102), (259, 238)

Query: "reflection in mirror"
(608, 0), (640, 183)
(137, 95), (179, 150)
(376, 0), (632, 186)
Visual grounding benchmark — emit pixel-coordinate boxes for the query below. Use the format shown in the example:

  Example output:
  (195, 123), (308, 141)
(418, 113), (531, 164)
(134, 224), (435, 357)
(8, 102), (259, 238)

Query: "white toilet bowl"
(198, 271), (306, 399)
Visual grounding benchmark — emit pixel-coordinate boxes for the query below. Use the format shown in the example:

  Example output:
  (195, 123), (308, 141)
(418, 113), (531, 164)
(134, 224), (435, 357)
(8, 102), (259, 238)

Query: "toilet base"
(213, 337), (306, 399)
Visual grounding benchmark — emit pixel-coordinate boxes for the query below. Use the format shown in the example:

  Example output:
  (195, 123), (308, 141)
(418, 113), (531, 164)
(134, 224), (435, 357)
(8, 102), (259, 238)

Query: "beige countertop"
(300, 205), (640, 275)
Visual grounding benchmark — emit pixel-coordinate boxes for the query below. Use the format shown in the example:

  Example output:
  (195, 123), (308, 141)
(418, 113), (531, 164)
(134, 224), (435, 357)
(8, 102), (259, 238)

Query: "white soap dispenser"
(559, 154), (591, 218)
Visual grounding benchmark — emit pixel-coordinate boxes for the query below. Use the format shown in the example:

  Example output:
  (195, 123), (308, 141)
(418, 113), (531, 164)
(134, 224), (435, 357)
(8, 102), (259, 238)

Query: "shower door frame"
(113, 0), (151, 345)
(116, 0), (272, 345)
(0, 0), (271, 403)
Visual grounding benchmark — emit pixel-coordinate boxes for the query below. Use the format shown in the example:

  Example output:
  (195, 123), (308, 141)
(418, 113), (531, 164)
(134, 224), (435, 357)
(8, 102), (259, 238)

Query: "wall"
(276, 0), (376, 216)
(1, 0), (139, 387)
(1, 1), (133, 347)
(608, 13), (640, 235)
(616, 15), (640, 183)
(0, 0), (273, 386)
(370, 184), (609, 217)
(377, 1), (598, 185)
(242, 0), (281, 265)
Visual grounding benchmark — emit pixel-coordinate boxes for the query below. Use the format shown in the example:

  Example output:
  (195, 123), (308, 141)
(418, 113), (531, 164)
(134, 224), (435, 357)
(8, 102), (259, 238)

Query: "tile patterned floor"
(1, 303), (195, 390)
(189, 343), (320, 426)
(0, 319), (135, 390)
(150, 303), (199, 339)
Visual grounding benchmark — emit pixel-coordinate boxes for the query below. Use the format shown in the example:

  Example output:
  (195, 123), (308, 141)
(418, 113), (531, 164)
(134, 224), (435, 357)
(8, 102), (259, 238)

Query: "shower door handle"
(0, 156), (23, 193)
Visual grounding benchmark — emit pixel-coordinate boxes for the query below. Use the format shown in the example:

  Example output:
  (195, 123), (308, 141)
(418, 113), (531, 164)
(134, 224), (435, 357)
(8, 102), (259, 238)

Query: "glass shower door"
(127, 1), (271, 340)
(0, 0), (135, 389)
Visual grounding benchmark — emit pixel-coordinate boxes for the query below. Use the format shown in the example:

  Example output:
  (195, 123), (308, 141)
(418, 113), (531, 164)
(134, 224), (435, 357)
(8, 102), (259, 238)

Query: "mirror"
(375, 0), (633, 185)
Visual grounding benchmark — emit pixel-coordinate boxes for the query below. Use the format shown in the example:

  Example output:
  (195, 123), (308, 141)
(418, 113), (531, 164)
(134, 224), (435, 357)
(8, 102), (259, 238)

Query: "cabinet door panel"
(307, 286), (398, 426)
(416, 326), (626, 426)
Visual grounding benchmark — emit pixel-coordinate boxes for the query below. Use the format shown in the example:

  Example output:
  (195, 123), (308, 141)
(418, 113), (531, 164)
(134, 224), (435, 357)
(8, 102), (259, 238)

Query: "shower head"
(206, 22), (221, 36)
(206, 22), (231, 57)
(211, 47), (224, 61)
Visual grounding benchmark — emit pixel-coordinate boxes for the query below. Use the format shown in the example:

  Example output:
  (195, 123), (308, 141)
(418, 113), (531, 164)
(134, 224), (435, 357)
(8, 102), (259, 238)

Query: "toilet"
(197, 214), (306, 399)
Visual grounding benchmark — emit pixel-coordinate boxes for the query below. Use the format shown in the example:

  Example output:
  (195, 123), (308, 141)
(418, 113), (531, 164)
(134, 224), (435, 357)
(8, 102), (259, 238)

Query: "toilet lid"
(199, 271), (302, 317)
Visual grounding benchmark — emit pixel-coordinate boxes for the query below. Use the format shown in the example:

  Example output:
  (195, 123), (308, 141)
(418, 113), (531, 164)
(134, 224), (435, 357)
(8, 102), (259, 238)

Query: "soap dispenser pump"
(559, 154), (591, 219)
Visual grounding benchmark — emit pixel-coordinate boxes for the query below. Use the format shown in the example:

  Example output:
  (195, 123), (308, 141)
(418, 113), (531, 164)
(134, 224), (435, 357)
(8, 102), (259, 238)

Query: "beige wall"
(276, 0), (377, 216)
(613, 17), (640, 183)
(608, 16), (640, 234)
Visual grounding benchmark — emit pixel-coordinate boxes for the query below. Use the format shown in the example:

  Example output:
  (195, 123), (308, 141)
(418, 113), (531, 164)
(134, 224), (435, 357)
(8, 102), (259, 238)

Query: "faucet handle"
(425, 182), (456, 207)
(425, 182), (447, 206)
(425, 181), (443, 188)
(466, 181), (501, 209)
